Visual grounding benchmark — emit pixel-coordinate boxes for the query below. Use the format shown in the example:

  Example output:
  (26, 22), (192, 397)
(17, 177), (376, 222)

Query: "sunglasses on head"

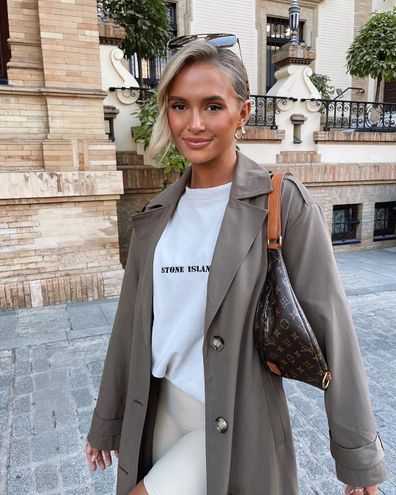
(168, 33), (243, 60)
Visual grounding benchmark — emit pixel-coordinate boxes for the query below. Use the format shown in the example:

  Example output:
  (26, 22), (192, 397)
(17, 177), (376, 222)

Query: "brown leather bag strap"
(267, 172), (292, 250)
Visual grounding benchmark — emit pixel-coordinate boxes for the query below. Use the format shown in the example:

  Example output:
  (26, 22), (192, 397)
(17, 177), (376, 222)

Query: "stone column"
(37, 0), (116, 172)
(267, 41), (321, 161)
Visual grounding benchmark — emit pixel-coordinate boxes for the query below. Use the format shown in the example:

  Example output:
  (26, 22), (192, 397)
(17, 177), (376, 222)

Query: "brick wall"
(0, 92), (48, 139)
(38, 0), (102, 90)
(6, 0), (44, 86)
(259, 159), (396, 252)
(309, 183), (396, 252)
(0, 0), (124, 311)
(0, 197), (123, 311)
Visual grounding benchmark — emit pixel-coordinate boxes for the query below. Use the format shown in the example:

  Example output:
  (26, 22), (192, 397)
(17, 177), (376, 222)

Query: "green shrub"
(310, 73), (336, 100)
(131, 91), (189, 177)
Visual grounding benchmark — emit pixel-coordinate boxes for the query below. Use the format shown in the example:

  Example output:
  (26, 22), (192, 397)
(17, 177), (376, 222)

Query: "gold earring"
(234, 125), (246, 140)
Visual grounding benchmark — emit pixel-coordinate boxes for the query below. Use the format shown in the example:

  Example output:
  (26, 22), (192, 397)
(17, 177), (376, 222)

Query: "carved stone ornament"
(302, 67), (321, 112)
(110, 48), (139, 105)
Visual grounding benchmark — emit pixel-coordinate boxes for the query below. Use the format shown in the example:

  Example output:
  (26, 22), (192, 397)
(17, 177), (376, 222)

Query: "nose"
(188, 109), (205, 133)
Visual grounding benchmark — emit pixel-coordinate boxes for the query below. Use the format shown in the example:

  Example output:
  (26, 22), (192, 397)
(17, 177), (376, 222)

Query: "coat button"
(210, 336), (225, 351)
(215, 417), (228, 433)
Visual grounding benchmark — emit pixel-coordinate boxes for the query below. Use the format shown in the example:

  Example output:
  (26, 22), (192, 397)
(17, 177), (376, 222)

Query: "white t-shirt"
(151, 181), (232, 403)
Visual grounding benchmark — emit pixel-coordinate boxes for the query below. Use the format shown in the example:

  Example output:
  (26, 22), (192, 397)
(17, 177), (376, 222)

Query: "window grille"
(374, 202), (396, 240)
(332, 205), (360, 244)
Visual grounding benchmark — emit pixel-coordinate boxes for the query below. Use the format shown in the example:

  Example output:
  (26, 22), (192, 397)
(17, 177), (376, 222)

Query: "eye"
(170, 103), (186, 111)
(206, 104), (223, 112)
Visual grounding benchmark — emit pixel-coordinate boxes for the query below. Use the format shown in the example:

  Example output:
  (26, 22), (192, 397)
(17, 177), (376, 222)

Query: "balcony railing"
(109, 87), (396, 134)
(302, 98), (396, 132)
(248, 95), (298, 129)
(108, 86), (154, 102)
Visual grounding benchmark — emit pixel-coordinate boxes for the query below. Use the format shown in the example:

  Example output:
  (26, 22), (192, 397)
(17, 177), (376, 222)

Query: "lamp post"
(289, 0), (301, 45)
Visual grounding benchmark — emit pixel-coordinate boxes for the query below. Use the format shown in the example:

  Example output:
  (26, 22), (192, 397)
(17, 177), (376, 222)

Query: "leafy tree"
(346, 8), (396, 102)
(310, 73), (336, 100)
(103, 0), (171, 87)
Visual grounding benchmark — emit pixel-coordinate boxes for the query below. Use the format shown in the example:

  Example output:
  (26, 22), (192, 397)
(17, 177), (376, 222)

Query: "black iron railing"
(374, 202), (396, 240)
(332, 205), (360, 244)
(108, 86), (154, 101)
(248, 95), (298, 129)
(109, 88), (396, 134)
(302, 98), (396, 132)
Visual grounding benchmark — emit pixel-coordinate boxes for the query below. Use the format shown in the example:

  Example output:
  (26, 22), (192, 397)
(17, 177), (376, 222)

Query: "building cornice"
(0, 85), (107, 99)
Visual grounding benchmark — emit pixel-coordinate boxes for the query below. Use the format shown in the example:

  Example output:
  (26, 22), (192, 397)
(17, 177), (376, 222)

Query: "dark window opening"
(332, 205), (361, 244)
(168, 3), (177, 36)
(384, 81), (396, 103)
(266, 16), (304, 93)
(0, 0), (11, 84)
(374, 202), (396, 241)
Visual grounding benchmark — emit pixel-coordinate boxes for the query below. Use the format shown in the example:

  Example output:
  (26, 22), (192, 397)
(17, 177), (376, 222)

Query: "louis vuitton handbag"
(253, 172), (332, 390)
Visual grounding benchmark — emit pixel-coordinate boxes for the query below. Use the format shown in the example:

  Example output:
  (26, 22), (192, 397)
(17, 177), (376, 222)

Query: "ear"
(239, 99), (252, 126)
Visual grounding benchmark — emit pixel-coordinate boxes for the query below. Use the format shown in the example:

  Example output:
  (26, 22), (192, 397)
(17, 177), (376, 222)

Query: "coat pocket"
(117, 464), (134, 495)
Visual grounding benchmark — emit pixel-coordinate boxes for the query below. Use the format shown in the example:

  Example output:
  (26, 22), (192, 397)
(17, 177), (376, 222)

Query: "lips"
(182, 137), (213, 149)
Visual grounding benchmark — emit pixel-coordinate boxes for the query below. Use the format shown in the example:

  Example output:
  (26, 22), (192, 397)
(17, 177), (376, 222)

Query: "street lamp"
(289, 0), (301, 45)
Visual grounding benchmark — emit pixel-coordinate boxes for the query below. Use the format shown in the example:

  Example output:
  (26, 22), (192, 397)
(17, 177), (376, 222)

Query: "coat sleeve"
(87, 230), (140, 451)
(280, 176), (388, 487)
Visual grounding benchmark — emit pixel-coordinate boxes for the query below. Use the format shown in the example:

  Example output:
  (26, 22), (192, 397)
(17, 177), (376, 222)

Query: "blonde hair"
(148, 40), (250, 160)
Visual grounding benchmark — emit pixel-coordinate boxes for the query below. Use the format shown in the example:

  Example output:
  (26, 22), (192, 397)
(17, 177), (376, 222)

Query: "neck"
(189, 149), (237, 189)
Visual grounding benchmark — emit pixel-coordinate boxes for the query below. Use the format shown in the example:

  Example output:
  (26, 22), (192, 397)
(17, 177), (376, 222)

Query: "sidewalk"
(0, 247), (395, 494)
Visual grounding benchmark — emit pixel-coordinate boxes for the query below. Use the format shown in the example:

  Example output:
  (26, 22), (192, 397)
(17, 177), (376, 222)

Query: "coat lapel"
(204, 152), (272, 333)
(130, 166), (193, 351)
(130, 152), (272, 348)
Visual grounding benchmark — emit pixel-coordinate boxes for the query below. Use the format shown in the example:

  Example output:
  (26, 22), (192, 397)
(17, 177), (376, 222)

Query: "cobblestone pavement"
(0, 247), (395, 495)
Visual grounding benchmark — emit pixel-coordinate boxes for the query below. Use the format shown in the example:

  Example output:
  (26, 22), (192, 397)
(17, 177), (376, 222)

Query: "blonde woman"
(85, 36), (387, 495)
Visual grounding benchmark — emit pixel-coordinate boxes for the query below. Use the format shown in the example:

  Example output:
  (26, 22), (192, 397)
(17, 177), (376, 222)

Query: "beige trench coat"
(87, 151), (387, 495)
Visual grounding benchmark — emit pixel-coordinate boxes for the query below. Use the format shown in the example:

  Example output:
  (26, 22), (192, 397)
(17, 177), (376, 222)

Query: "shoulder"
(279, 174), (320, 235)
(281, 174), (314, 208)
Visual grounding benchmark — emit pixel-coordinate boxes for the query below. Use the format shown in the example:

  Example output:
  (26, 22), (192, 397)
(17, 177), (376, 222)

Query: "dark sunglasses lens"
(207, 35), (237, 48)
(168, 35), (196, 49)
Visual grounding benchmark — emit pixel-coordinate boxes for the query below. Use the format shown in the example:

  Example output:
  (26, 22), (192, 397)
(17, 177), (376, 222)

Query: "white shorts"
(143, 378), (207, 495)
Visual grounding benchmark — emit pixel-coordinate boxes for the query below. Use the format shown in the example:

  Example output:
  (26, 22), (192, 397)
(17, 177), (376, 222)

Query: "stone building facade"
(0, 0), (124, 311)
(121, 0), (396, 259)
(165, 0), (396, 101)
(0, 0), (395, 311)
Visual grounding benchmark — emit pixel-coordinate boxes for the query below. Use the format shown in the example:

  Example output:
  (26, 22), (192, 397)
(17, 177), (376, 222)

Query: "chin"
(185, 153), (217, 166)
(178, 148), (214, 165)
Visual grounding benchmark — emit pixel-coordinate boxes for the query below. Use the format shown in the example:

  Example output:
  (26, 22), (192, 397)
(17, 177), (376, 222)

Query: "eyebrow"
(168, 95), (226, 103)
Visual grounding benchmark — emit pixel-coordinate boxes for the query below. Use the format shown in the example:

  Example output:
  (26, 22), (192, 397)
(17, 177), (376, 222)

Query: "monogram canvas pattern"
(254, 248), (332, 390)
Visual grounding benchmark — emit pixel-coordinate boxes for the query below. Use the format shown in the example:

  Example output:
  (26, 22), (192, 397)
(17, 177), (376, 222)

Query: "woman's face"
(167, 62), (250, 168)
